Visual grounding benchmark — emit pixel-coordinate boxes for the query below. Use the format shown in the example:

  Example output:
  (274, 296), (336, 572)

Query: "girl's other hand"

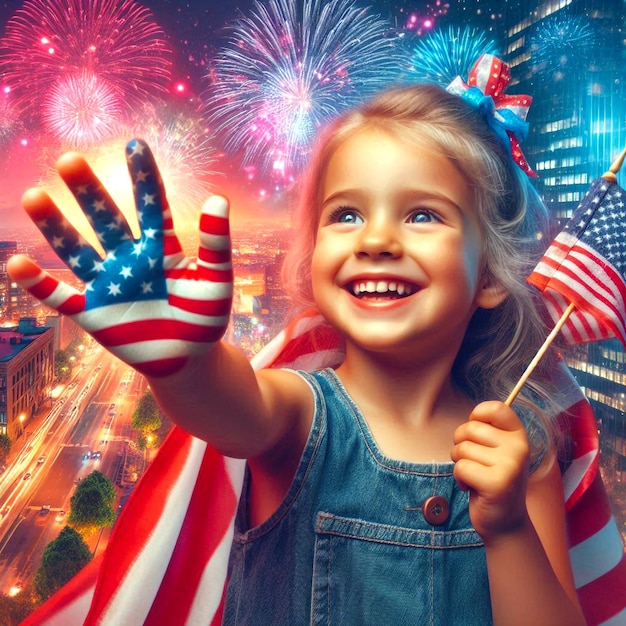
(7, 139), (233, 379)
(451, 401), (531, 541)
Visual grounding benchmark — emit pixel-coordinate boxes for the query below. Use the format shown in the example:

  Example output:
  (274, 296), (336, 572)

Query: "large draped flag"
(20, 310), (625, 625)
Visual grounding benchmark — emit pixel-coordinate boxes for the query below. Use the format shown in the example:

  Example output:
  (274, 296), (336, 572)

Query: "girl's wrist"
(479, 512), (534, 548)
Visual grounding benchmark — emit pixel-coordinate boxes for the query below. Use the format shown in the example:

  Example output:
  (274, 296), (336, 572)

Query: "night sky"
(0, 0), (504, 235)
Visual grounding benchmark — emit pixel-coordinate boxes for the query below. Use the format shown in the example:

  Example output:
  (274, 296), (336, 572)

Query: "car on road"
(82, 451), (91, 461)
(91, 451), (102, 460)
(1, 505), (9, 517)
(40, 504), (51, 515)
(55, 510), (66, 522)
(23, 472), (31, 480)
(37, 455), (45, 464)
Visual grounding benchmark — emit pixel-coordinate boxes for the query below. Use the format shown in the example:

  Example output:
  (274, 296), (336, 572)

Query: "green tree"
(54, 349), (72, 381)
(0, 433), (11, 466)
(0, 585), (37, 626)
(81, 470), (116, 504)
(68, 470), (116, 536)
(132, 391), (162, 442)
(33, 527), (91, 602)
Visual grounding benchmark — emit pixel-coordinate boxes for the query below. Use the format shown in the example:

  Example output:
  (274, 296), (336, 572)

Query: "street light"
(8, 584), (21, 597)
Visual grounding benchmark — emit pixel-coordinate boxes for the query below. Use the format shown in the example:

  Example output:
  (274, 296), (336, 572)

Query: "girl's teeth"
(352, 280), (414, 296)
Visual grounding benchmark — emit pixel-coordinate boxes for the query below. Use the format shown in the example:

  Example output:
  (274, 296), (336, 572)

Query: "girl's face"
(311, 128), (506, 361)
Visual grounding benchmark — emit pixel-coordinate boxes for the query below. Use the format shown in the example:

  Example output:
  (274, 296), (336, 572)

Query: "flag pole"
(601, 146), (626, 183)
(505, 301), (575, 405)
(505, 147), (626, 406)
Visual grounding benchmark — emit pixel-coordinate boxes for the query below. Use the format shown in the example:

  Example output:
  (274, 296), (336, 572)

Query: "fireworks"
(42, 104), (217, 238)
(408, 26), (499, 86)
(42, 71), (122, 146)
(0, 0), (172, 119)
(205, 0), (403, 177)
(530, 14), (595, 76)
(126, 107), (217, 226)
(0, 89), (23, 149)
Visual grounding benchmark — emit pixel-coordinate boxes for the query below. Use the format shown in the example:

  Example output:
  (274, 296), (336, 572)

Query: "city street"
(0, 345), (148, 597)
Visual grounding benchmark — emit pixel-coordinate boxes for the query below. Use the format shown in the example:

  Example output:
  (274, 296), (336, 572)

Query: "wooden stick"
(602, 147), (626, 183)
(505, 301), (576, 406)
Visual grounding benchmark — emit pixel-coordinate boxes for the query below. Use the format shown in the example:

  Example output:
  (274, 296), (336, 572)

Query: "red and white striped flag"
(528, 175), (626, 346)
(21, 309), (625, 625)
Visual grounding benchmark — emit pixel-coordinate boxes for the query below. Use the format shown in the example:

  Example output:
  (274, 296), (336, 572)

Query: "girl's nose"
(355, 220), (402, 259)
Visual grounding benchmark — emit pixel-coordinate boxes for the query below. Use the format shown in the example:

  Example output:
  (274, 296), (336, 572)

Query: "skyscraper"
(0, 241), (18, 320)
(498, 0), (626, 494)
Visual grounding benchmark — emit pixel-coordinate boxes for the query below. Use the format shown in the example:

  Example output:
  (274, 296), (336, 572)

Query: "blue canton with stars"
(42, 139), (170, 309)
(563, 177), (626, 275)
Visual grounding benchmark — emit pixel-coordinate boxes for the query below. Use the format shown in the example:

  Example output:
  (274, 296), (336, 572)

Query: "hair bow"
(447, 54), (537, 178)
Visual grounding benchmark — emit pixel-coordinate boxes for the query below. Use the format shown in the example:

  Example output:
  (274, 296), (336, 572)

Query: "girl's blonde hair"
(283, 83), (558, 411)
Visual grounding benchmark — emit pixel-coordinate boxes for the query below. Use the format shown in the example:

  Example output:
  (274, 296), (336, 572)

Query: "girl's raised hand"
(7, 139), (233, 379)
(450, 401), (531, 541)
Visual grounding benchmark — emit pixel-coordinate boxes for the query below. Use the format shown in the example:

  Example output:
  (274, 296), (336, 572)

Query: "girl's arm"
(8, 139), (312, 460)
(452, 402), (585, 626)
(145, 343), (314, 458)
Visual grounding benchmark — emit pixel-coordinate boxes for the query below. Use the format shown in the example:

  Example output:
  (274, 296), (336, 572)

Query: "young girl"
(9, 59), (586, 624)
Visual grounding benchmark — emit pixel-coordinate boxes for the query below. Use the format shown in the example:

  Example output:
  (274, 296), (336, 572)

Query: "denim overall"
(223, 369), (545, 625)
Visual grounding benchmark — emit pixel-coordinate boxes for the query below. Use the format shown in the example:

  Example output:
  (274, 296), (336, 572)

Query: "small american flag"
(528, 175), (626, 346)
(21, 310), (626, 626)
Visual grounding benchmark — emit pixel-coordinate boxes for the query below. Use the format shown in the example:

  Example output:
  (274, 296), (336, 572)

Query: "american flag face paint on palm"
(21, 139), (233, 377)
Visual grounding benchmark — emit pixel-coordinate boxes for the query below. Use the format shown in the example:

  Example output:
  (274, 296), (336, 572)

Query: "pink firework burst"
(0, 0), (172, 115)
(0, 89), (23, 147)
(42, 71), (123, 146)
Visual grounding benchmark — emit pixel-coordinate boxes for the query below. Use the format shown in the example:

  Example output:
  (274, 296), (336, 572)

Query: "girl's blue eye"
(408, 210), (437, 224)
(328, 208), (363, 224)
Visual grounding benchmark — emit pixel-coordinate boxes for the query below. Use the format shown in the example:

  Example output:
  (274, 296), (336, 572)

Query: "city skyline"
(1, 0), (625, 620)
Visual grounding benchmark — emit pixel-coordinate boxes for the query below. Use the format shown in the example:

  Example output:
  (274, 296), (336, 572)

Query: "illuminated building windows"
(557, 192), (582, 203)
(548, 136), (584, 150)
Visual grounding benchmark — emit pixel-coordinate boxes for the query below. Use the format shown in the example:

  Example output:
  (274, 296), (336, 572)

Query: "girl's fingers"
(197, 195), (232, 283)
(469, 401), (525, 432)
(163, 195), (233, 337)
(21, 188), (103, 283)
(57, 152), (133, 252)
(450, 440), (497, 466)
(6, 254), (85, 316)
(125, 139), (183, 263)
(454, 420), (499, 447)
(453, 458), (496, 494)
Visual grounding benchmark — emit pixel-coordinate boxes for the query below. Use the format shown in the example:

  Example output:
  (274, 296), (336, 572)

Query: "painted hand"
(450, 401), (531, 540)
(8, 139), (233, 378)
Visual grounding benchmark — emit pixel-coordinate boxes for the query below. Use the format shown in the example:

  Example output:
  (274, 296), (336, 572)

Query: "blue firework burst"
(530, 14), (595, 71)
(205, 0), (404, 176)
(408, 26), (499, 86)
